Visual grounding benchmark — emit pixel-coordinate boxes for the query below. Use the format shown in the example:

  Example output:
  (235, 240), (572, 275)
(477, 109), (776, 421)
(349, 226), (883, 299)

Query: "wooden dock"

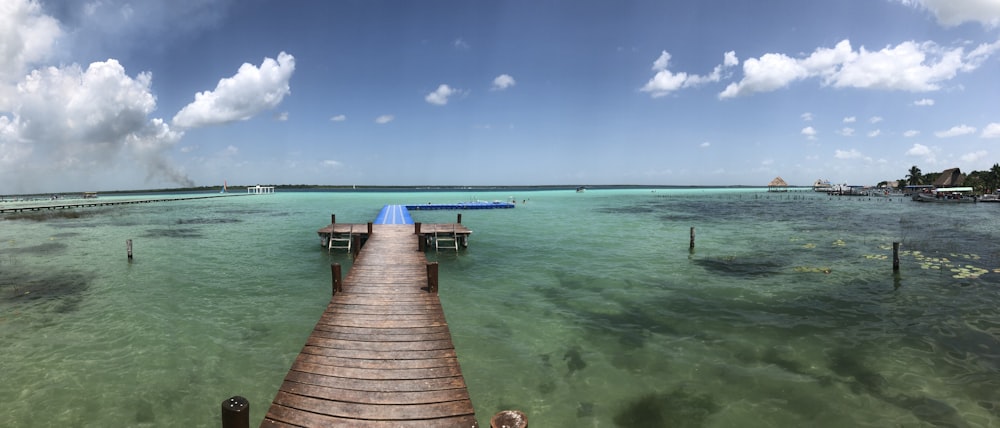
(0, 194), (239, 214)
(262, 224), (479, 427)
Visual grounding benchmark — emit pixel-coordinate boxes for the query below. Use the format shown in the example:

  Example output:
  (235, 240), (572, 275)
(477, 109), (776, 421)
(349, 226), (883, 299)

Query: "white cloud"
(982, 123), (1000, 138)
(904, 130), (921, 137)
(641, 50), (737, 97)
(0, 59), (190, 191)
(801, 126), (817, 139)
(719, 38), (1000, 98)
(870, 116), (883, 123)
(330, 114), (346, 122)
(425, 84), (460, 105)
(321, 160), (341, 167)
(896, 0), (1000, 27)
(840, 127), (856, 137)
(914, 98), (935, 106)
(868, 129), (882, 137)
(835, 149), (865, 159)
(801, 112), (814, 121)
(843, 116), (856, 123)
(492, 74), (516, 91)
(274, 112), (288, 121)
(699, 141), (711, 148)
(961, 150), (988, 163)
(375, 115), (394, 124)
(906, 143), (937, 163)
(935, 124), (976, 137)
(0, 0), (61, 85)
(453, 38), (470, 49)
(172, 52), (296, 128)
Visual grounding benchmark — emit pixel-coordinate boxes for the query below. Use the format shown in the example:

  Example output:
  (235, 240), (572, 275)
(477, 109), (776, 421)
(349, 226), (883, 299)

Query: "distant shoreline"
(5, 184), (809, 198)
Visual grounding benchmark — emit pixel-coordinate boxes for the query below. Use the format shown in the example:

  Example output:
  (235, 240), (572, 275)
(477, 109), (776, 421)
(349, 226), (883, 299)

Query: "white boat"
(911, 187), (977, 203)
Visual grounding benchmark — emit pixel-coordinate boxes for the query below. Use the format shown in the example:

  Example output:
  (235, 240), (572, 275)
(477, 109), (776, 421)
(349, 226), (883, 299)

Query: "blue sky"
(2, 0), (999, 193)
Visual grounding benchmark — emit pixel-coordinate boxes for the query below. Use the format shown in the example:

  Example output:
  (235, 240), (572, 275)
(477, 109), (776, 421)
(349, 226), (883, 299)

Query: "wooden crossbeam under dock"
(262, 224), (479, 427)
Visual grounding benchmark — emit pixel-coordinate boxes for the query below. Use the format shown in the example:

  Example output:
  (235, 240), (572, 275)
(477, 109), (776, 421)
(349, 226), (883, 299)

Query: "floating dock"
(262, 225), (479, 427)
(406, 201), (514, 210)
(374, 204), (414, 225)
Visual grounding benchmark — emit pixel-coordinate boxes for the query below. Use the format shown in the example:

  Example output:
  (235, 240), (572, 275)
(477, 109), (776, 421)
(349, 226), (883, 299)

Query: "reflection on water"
(0, 189), (998, 427)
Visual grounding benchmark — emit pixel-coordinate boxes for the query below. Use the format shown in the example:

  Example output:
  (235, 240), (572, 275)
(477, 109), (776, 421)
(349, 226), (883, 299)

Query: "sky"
(2, 0), (1000, 193)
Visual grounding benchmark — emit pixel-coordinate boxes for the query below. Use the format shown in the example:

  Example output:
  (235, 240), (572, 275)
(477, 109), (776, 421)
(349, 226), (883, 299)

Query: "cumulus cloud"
(0, 0), (61, 87)
(321, 159), (341, 167)
(699, 141), (711, 148)
(375, 114), (394, 124)
(982, 122), (1000, 138)
(801, 112), (813, 121)
(172, 52), (295, 128)
(870, 116), (883, 123)
(840, 127), (856, 137)
(0, 59), (190, 191)
(425, 84), (460, 105)
(935, 124), (976, 137)
(906, 143), (937, 163)
(868, 129), (881, 137)
(801, 126), (817, 139)
(834, 149), (866, 159)
(641, 50), (738, 97)
(961, 150), (988, 163)
(719, 39), (1000, 98)
(492, 74), (516, 90)
(330, 114), (346, 122)
(914, 98), (935, 106)
(896, 0), (1000, 27)
(904, 130), (921, 137)
(843, 116), (857, 123)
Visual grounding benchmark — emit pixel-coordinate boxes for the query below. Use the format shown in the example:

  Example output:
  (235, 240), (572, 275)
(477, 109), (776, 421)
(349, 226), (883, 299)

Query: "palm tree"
(906, 166), (923, 186)
(989, 163), (1000, 193)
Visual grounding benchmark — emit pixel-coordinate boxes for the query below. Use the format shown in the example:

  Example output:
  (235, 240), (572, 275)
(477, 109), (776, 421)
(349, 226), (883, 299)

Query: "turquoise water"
(1, 189), (998, 427)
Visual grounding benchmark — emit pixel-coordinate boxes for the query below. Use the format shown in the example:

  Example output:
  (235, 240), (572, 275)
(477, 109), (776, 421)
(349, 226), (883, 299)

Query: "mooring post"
(126, 239), (133, 261)
(352, 235), (361, 257)
(689, 227), (695, 250)
(490, 410), (527, 428)
(418, 234), (426, 252)
(414, 222), (422, 234)
(367, 222), (373, 235)
(892, 242), (900, 271)
(331, 263), (342, 295)
(457, 213), (462, 224)
(426, 262), (439, 293)
(331, 214), (335, 225)
(220, 396), (249, 428)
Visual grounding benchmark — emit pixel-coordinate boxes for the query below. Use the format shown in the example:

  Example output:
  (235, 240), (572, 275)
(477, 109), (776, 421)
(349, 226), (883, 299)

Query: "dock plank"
(263, 224), (478, 427)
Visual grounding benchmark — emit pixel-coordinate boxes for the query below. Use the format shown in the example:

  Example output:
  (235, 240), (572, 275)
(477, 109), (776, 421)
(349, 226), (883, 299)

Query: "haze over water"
(1, 188), (998, 427)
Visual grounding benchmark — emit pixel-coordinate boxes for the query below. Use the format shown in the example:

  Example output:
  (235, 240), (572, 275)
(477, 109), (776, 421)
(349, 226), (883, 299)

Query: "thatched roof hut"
(933, 168), (965, 187)
(768, 176), (788, 192)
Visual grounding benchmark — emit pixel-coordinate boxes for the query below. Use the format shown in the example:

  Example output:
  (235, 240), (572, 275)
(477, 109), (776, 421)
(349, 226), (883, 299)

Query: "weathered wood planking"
(263, 225), (478, 428)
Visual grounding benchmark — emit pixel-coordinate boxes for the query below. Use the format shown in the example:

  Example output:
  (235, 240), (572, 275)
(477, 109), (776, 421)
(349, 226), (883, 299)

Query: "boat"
(220, 180), (228, 194)
(978, 191), (1000, 202)
(911, 187), (977, 203)
(576, 186), (586, 193)
(812, 179), (834, 192)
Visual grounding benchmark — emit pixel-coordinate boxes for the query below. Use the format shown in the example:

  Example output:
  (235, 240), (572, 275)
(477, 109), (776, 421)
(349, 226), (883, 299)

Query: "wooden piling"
(367, 222), (373, 235)
(126, 239), (133, 261)
(221, 396), (249, 428)
(689, 227), (695, 249)
(331, 263), (342, 295)
(330, 214), (335, 225)
(414, 222), (422, 234)
(893, 242), (900, 271)
(351, 235), (361, 257)
(427, 262), (439, 293)
(491, 410), (527, 428)
(457, 213), (462, 224)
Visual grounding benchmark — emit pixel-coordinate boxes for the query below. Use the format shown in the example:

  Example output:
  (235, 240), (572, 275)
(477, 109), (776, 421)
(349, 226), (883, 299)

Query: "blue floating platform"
(374, 205), (414, 224)
(406, 201), (515, 210)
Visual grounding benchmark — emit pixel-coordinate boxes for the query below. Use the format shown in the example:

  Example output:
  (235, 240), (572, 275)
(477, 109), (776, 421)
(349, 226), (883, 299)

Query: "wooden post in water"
(331, 263), (342, 295)
(414, 222), (422, 234)
(330, 214), (335, 225)
(221, 396), (249, 428)
(367, 222), (373, 235)
(351, 235), (361, 257)
(426, 262), (439, 293)
(491, 410), (527, 428)
(689, 227), (696, 250)
(893, 242), (900, 271)
(126, 239), (133, 261)
(457, 213), (462, 224)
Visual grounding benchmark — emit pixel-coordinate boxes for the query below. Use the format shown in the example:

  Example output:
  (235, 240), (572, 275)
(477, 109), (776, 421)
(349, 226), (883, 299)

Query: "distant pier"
(0, 194), (239, 214)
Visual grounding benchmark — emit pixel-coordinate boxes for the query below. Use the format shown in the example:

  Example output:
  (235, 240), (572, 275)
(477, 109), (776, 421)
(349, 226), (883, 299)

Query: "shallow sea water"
(1, 188), (998, 427)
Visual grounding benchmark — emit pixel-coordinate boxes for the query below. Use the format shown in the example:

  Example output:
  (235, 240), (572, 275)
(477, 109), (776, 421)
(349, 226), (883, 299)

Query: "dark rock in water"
(564, 347), (586, 375)
(577, 401), (595, 418)
(613, 389), (719, 428)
